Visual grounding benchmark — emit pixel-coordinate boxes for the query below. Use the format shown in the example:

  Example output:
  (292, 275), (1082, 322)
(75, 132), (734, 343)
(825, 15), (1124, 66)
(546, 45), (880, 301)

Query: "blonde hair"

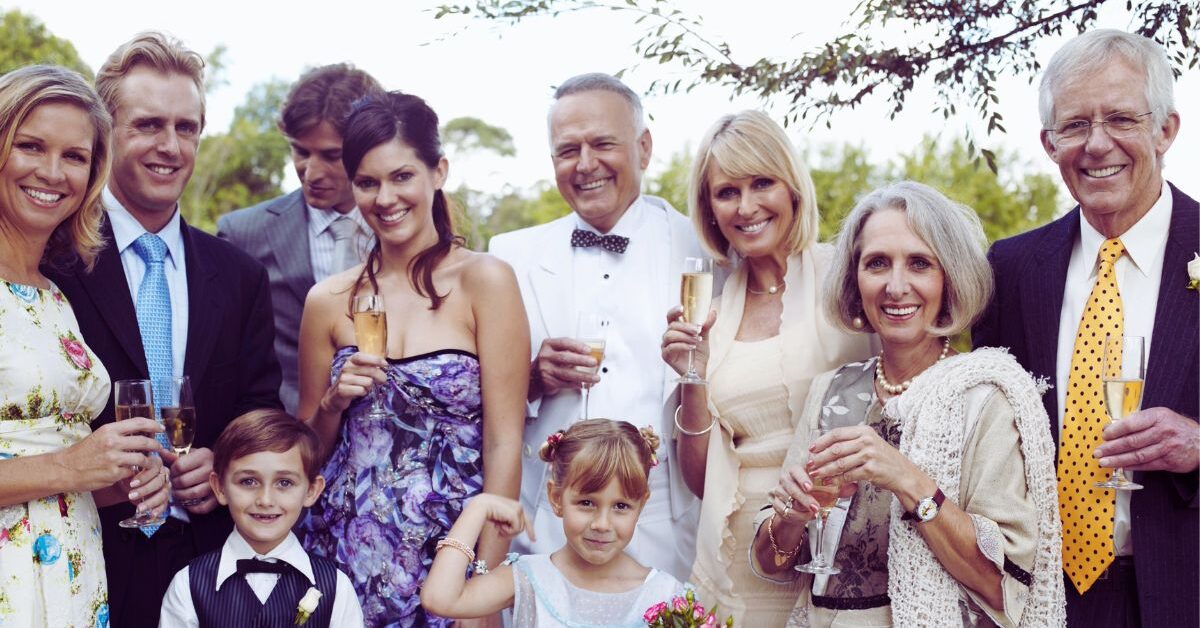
(95, 31), (206, 128)
(824, 180), (993, 337)
(0, 65), (111, 270)
(539, 419), (659, 501)
(689, 111), (819, 265)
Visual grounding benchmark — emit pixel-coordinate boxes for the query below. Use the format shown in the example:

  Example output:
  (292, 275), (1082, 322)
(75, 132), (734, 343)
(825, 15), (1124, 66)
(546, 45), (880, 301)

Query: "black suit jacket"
(46, 215), (282, 625)
(974, 182), (1199, 628)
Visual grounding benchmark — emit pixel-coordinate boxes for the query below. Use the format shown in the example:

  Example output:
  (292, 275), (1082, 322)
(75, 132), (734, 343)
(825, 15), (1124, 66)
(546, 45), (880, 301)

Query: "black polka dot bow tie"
(570, 228), (630, 254)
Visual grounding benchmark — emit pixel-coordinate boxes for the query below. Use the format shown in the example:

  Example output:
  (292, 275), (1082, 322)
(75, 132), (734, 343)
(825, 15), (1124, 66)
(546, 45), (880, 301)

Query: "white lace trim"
(970, 513), (1005, 571)
(885, 348), (1065, 627)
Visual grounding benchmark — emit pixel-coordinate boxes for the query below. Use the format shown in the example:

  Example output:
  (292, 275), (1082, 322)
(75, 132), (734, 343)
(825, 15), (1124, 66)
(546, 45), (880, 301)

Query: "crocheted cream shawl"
(885, 347), (1065, 627)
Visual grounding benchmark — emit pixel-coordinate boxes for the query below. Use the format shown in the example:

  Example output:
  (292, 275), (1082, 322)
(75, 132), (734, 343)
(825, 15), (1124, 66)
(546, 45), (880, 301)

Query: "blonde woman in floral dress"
(0, 66), (169, 627)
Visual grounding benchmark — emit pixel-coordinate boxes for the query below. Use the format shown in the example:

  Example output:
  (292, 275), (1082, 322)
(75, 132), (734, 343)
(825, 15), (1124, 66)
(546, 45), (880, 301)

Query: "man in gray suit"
(219, 64), (380, 415)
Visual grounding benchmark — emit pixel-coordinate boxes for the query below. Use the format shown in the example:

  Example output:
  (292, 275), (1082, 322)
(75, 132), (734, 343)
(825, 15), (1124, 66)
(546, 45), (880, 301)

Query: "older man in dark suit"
(974, 29), (1197, 628)
(46, 32), (282, 628)
(218, 64), (380, 416)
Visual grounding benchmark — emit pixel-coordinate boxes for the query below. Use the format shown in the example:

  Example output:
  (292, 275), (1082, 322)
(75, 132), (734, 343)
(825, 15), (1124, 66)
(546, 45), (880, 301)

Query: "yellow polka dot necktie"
(1058, 237), (1125, 594)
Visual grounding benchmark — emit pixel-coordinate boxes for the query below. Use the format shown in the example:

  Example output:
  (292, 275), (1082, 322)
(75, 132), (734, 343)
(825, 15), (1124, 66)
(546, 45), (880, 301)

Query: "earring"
(852, 316), (865, 330)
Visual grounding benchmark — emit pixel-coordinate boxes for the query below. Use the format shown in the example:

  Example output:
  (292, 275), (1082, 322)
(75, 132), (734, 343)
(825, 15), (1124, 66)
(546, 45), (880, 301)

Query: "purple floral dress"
(300, 347), (483, 627)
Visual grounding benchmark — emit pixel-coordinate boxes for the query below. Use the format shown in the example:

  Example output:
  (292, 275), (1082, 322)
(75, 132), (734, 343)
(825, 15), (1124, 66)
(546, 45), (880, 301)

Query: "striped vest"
(188, 548), (338, 628)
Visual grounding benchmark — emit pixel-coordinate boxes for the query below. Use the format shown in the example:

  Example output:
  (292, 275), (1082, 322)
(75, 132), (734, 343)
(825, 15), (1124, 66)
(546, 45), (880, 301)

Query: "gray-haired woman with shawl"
(751, 181), (1065, 627)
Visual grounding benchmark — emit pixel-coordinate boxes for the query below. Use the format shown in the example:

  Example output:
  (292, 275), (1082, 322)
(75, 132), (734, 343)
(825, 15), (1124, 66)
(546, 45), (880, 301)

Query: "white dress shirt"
(159, 531), (363, 628)
(307, 204), (372, 282)
(104, 187), (189, 380)
(569, 198), (671, 441)
(1055, 180), (1172, 556)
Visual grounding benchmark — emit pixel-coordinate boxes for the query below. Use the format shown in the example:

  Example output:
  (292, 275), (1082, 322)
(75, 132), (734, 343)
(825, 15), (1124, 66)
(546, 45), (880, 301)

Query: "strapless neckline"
(334, 345), (479, 364)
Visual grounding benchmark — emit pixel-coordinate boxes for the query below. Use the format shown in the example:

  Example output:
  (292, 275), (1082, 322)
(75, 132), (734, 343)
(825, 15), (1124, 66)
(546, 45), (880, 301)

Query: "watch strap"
(902, 487), (945, 521)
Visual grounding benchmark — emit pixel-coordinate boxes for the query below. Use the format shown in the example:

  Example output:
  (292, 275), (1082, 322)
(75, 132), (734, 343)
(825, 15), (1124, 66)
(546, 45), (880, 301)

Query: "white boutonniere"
(294, 587), (322, 625)
(1188, 253), (1200, 291)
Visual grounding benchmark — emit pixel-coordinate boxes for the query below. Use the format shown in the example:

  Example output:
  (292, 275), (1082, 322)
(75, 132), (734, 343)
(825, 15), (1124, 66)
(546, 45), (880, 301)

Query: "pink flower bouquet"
(644, 589), (732, 627)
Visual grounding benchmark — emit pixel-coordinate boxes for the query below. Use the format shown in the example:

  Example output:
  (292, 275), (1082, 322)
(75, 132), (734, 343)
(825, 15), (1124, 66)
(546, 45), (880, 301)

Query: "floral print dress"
(0, 281), (111, 628)
(300, 347), (484, 627)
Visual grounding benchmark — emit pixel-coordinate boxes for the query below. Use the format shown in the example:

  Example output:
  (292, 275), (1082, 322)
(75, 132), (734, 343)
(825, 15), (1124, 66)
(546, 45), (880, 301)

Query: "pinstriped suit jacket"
(974, 182), (1198, 628)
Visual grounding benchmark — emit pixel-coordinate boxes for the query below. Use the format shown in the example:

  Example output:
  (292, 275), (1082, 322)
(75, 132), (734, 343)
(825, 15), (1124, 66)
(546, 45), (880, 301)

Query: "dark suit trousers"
(1066, 557), (1141, 628)
(106, 517), (199, 628)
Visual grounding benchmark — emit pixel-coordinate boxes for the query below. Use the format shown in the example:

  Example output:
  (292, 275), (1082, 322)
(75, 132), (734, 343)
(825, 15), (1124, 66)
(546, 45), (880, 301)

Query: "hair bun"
(639, 426), (661, 455)
(538, 430), (566, 463)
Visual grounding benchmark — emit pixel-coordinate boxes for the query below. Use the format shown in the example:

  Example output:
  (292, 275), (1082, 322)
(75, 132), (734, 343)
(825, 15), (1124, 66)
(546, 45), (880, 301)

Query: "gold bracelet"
(674, 404), (716, 437)
(435, 537), (476, 563)
(766, 513), (800, 567)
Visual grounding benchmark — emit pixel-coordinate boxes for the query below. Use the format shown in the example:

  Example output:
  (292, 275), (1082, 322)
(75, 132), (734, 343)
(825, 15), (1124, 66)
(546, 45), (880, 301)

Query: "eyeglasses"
(1048, 112), (1154, 145)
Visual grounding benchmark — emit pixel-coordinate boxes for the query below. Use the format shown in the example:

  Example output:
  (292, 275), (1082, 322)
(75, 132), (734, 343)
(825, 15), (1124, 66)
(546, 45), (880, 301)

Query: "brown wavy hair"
(341, 91), (464, 311)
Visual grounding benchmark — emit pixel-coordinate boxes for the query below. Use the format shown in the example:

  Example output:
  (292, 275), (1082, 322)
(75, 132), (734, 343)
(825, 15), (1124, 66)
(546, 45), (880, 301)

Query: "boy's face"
(210, 446), (325, 555)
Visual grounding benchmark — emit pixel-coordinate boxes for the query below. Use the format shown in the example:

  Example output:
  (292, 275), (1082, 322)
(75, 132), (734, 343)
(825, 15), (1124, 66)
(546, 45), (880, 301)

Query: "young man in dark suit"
(974, 29), (1197, 628)
(45, 31), (282, 628)
(218, 64), (379, 416)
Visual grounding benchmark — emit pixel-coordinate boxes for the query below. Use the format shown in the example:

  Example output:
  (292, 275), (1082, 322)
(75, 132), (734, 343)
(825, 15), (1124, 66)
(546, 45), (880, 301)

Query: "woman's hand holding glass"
(660, 305), (717, 380)
(319, 352), (389, 416)
(806, 425), (925, 496)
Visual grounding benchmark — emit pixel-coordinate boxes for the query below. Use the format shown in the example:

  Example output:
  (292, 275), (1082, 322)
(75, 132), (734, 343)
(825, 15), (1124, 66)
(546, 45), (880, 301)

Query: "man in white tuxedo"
(489, 73), (703, 579)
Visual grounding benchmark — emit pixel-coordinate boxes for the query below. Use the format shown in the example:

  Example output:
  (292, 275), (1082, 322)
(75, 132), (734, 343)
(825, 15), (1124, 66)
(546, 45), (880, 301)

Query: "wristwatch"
(902, 488), (945, 523)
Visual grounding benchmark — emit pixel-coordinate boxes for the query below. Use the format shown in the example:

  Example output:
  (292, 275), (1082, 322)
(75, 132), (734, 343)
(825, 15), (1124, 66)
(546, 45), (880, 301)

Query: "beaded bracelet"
(673, 404), (716, 437)
(766, 513), (800, 567)
(435, 537), (476, 563)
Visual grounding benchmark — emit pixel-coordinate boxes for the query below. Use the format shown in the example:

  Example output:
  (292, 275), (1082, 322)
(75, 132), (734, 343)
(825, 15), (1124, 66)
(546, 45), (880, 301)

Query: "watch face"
(917, 499), (938, 521)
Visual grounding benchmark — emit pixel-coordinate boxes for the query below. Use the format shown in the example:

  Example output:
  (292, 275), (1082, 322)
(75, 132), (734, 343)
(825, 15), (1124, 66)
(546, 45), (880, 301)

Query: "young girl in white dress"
(422, 419), (687, 626)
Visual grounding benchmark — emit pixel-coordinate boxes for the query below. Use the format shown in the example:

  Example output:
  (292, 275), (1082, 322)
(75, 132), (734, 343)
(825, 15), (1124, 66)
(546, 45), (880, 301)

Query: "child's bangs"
(562, 439), (649, 501)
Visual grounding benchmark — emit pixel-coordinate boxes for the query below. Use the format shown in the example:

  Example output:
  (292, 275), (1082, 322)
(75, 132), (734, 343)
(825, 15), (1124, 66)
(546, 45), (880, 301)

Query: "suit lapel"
(85, 218), (149, 376)
(266, 191), (314, 303)
(528, 217), (577, 340)
(1144, 184), (1199, 410)
(182, 223), (219, 380)
(1025, 210), (1078, 437)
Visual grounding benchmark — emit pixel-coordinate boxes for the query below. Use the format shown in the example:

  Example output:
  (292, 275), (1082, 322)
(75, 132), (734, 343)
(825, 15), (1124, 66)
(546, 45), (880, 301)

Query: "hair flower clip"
(545, 432), (563, 451)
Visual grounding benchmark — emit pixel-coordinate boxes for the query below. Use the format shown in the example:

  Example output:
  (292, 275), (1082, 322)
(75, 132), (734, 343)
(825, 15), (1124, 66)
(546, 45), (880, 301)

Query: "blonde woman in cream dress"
(661, 111), (872, 623)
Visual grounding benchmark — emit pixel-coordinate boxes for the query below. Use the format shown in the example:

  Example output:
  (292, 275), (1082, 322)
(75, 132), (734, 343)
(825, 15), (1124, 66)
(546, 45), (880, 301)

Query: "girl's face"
(351, 137), (447, 252)
(548, 477), (646, 567)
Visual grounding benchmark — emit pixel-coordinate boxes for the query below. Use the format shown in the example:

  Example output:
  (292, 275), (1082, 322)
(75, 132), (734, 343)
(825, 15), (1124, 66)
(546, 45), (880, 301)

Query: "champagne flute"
(677, 257), (714, 385)
(159, 376), (195, 457)
(353, 294), (390, 420)
(795, 428), (843, 575)
(1096, 335), (1145, 490)
(576, 313), (607, 420)
(114, 379), (167, 529)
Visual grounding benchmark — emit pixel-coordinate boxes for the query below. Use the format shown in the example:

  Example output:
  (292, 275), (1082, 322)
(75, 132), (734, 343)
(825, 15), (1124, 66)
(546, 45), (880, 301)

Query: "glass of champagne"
(159, 376), (195, 457)
(1096, 335), (1145, 490)
(795, 428), (843, 575)
(678, 257), (714, 385)
(576, 312), (607, 420)
(353, 294), (390, 420)
(113, 379), (167, 529)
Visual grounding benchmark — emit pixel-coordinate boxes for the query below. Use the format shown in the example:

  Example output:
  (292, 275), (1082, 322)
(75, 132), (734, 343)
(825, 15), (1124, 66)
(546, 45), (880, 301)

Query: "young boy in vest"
(159, 409), (363, 627)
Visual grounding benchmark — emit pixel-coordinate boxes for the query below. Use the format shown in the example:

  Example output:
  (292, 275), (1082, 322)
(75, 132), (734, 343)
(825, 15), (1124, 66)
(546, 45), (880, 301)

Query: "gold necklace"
(876, 337), (951, 395)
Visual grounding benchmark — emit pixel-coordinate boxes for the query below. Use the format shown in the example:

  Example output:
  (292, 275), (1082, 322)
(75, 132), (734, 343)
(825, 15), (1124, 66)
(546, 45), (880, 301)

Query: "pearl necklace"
(747, 280), (785, 296)
(875, 337), (951, 395)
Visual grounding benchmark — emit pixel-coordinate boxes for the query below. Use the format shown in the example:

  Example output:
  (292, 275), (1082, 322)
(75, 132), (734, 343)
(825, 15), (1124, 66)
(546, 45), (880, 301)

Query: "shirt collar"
(103, 187), (185, 269)
(573, 195), (647, 239)
(1077, 180), (1172, 278)
(215, 530), (315, 591)
(307, 203), (369, 237)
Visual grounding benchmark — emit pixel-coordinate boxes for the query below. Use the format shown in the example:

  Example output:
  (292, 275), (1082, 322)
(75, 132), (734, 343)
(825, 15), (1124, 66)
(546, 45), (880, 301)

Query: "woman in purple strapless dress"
(295, 91), (529, 627)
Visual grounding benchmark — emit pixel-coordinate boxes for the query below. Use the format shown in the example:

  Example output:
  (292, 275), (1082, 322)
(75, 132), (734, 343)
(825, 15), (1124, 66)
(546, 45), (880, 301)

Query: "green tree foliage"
(437, 0), (1198, 170)
(182, 79), (291, 232)
(645, 148), (691, 216)
(0, 9), (90, 77)
(477, 183), (572, 247)
(443, 116), (516, 157)
(809, 144), (879, 241)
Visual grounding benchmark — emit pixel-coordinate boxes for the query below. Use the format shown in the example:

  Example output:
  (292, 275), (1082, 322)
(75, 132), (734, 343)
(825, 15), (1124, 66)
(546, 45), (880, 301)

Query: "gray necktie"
(329, 216), (359, 273)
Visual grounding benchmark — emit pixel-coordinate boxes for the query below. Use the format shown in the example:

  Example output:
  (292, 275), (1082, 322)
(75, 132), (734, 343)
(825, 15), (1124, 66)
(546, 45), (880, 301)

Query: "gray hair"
(824, 181), (993, 337)
(550, 72), (645, 133)
(1039, 29), (1176, 129)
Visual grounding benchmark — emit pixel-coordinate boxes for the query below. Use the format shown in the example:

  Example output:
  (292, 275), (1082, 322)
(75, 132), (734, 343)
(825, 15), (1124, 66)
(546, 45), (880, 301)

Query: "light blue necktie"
(131, 233), (174, 537)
